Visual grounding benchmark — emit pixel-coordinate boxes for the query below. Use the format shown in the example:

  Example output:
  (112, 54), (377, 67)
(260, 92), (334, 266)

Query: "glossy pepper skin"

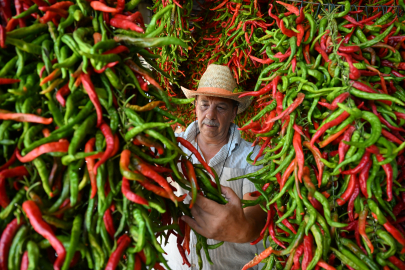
(23, 200), (66, 270)
(0, 218), (25, 270)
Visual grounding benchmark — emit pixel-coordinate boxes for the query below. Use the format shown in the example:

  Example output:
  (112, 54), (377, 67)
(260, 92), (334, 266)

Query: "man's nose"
(205, 106), (217, 120)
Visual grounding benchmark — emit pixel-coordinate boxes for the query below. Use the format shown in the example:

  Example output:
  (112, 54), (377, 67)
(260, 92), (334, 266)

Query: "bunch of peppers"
(150, 0), (194, 97)
(224, 1), (405, 269)
(180, 0), (275, 90)
(0, 0), (230, 269)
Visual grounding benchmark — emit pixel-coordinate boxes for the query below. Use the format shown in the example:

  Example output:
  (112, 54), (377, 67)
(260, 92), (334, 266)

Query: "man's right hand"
(181, 186), (264, 243)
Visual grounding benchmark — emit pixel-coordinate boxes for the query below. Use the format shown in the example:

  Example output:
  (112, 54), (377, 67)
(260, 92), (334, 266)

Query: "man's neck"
(196, 131), (230, 164)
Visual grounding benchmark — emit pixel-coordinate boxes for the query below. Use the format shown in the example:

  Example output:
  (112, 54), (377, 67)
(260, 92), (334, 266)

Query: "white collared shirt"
(163, 121), (265, 270)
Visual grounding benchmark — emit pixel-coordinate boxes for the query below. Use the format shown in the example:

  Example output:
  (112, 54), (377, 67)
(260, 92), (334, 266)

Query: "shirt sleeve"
(242, 145), (264, 196)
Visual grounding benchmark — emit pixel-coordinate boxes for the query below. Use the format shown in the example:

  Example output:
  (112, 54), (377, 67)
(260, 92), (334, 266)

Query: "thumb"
(220, 186), (240, 206)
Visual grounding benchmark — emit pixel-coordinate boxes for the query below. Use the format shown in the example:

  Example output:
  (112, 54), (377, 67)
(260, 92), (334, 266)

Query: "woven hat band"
(196, 87), (236, 96)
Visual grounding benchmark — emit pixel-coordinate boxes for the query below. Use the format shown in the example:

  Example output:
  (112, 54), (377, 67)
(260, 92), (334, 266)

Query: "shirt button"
(192, 264), (196, 267)
(193, 244), (196, 247)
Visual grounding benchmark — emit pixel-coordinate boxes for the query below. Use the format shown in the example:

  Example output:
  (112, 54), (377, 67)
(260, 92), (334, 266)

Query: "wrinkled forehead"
(196, 95), (234, 106)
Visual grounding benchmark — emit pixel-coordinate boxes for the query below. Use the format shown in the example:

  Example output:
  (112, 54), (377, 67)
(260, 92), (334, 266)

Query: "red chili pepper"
(0, 109), (53, 124)
(292, 244), (304, 270)
(20, 250), (29, 270)
(268, 206), (286, 249)
(359, 209), (374, 253)
(279, 20), (296, 37)
(266, 93), (305, 124)
(358, 11), (382, 23)
(347, 174), (359, 222)
(122, 177), (149, 205)
(293, 131), (304, 182)
(302, 142), (324, 188)
(105, 234), (132, 270)
(17, 141), (69, 163)
(314, 42), (330, 63)
(93, 123), (114, 175)
(359, 158), (371, 197)
(382, 129), (403, 144)
(0, 78), (20, 84)
(336, 174), (357, 206)
(5, 18), (18, 31)
(281, 158), (296, 190)
(342, 15), (363, 26)
(268, 4), (280, 27)
(291, 56), (297, 73)
(250, 234), (263, 245)
(176, 137), (215, 179)
(296, 25), (304, 47)
(321, 30), (330, 51)
(176, 219), (191, 266)
(316, 260), (335, 270)
(302, 234), (314, 270)
(303, 44), (311, 64)
(210, 0), (228, 10)
(115, 12), (145, 27)
(239, 82), (273, 98)
(103, 208), (116, 239)
(388, 256), (405, 269)
(90, 1), (119, 12)
(341, 151), (370, 175)
(55, 83), (70, 107)
(296, 7), (304, 24)
(0, 166), (30, 208)
(110, 18), (144, 33)
(39, 7), (68, 17)
(85, 138), (98, 199)
(238, 120), (261, 131)
(253, 136), (271, 165)
(260, 210), (272, 236)
(80, 73), (103, 127)
(132, 155), (177, 203)
(318, 124), (351, 148)
(103, 45), (129, 55)
(253, 111), (276, 134)
(337, 52), (360, 80)
(311, 113), (350, 147)
(276, 1), (299, 15)
(248, 55), (274, 65)
(23, 200), (66, 270)
(0, 147), (17, 172)
(338, 44), (360, 53)
(0, 25), (5, 48)
(0, 218), (25, 270)
(318, 92), (350, 111)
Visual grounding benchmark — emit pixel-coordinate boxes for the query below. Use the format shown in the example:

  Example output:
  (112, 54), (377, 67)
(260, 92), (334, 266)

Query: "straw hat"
(181, 64), (252, 114)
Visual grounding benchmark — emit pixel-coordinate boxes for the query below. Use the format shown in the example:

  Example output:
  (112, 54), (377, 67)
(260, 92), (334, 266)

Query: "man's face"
(196, 96), (237, 140)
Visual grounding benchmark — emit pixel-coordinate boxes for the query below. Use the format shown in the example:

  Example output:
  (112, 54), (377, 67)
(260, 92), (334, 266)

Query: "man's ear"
(231, 106), (237, 122)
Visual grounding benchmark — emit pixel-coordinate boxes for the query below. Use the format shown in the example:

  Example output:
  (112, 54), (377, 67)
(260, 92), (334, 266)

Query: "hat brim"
(181, 86), (253, 114)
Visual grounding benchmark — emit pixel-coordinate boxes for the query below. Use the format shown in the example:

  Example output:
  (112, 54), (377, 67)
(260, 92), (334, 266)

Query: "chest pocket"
(219, 167), (246, 199)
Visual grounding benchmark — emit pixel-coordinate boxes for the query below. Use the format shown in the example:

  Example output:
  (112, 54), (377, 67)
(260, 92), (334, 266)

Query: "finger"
(181, 215), (204, 235)
(220, 186), (241, 206)
(190, 204), (208, 226)
(194, 193), (222, 213)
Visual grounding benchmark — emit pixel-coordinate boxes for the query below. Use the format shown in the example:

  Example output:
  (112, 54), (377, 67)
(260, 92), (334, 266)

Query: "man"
(164, 64), (267, 270)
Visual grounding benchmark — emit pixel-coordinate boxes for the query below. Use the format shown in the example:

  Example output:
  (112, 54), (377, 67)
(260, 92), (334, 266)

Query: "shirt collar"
(184, 121), (242, 167)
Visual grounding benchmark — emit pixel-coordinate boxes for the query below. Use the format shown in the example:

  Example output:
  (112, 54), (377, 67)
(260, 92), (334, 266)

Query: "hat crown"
(198, 64), (237, 93)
